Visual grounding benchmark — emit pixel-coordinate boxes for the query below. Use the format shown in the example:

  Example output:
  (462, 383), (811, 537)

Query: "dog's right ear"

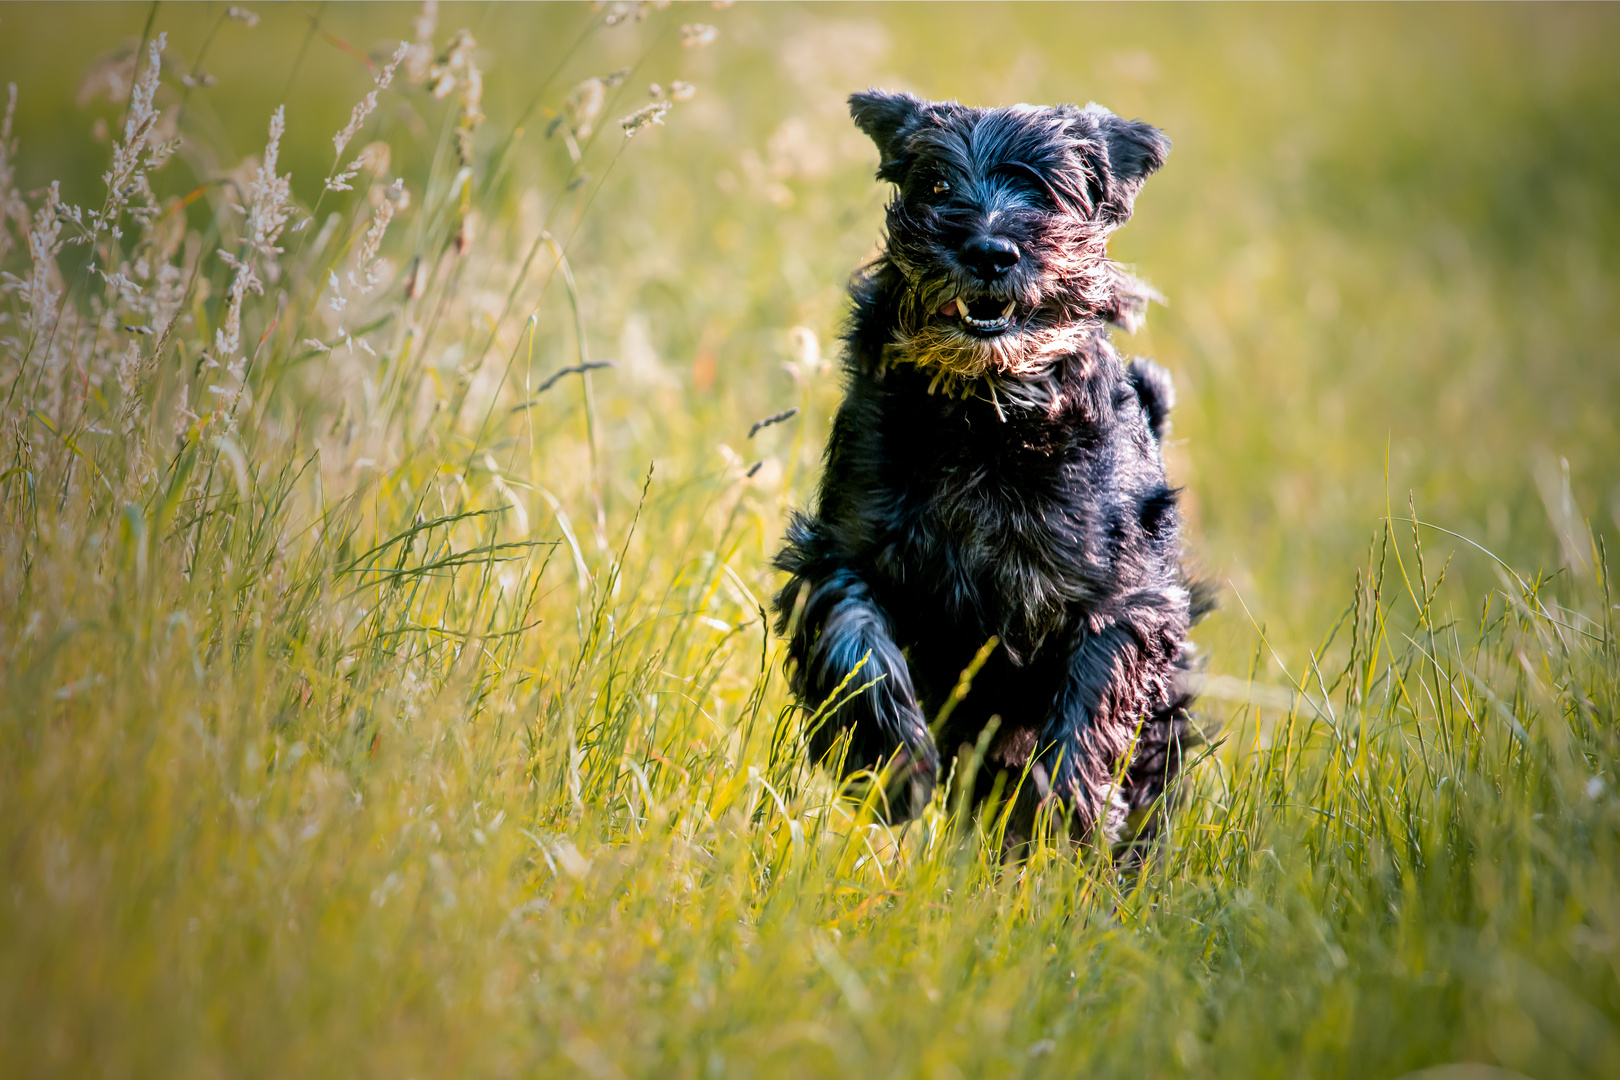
(850, 89), (928, 182)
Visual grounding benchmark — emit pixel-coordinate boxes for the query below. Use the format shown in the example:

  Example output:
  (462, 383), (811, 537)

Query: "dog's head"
(850, 90), (1169, 380)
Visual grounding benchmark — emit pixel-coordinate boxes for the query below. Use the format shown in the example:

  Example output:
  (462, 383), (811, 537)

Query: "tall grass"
(2, 4), (1618, 1078)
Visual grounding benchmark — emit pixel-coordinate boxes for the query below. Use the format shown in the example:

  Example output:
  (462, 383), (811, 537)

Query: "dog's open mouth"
(938, 294), (1018, 336)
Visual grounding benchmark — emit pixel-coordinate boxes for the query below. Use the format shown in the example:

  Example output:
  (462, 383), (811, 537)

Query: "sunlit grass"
(2, 4), (1619, 1077)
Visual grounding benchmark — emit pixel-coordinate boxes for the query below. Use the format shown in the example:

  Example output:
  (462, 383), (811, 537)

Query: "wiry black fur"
(773, 91), (1207, 849)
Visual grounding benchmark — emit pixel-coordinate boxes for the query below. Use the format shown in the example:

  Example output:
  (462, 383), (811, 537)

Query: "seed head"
(565, 77), (606, 140)
(404, 0), (439, 83)
(680, 23), (719, 49)
(25, 181), (64, 333)
(333, 42), (408, 157)
(620, 101), (671, 138)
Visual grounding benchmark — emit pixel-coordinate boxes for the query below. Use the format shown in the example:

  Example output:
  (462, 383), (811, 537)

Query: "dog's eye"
(932, 180), (950, 196)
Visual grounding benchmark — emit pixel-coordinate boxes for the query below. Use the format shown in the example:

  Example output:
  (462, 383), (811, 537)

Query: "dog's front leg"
(1035, 620), (1174, 843)
(782, 566), (938, 822)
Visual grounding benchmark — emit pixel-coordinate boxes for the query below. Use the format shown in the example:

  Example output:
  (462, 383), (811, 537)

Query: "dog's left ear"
(1074, 105), (1171, 226)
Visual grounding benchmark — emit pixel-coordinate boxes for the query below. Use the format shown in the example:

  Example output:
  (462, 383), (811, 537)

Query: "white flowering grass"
(1, 6), (1619, 1080)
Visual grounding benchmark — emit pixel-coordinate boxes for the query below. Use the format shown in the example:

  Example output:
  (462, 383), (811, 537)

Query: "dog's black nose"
(960, 235), (1021, 280)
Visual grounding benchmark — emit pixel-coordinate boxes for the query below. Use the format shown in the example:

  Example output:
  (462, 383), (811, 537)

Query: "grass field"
(2, 3), (1618, 1077)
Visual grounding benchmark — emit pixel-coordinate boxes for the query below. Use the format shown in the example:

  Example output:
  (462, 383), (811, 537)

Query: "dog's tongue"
(940, 299), (957, 316)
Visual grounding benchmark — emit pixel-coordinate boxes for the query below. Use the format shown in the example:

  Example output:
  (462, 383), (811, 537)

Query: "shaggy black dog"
(772, 90), (1207, 848)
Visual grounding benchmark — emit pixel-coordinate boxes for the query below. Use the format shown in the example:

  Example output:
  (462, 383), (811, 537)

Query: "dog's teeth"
(956, 297), (970, 319)
(1001, 301), (1015, 318)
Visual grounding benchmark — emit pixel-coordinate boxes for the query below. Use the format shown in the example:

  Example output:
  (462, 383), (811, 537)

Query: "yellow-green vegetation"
(2, 3), (1618, 1077)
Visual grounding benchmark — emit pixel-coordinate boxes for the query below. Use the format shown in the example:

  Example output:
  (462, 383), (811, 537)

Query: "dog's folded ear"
(1075, 104), (1172, 226)
(849, 89), (930, 182)
(1126, 357), (1176, 441)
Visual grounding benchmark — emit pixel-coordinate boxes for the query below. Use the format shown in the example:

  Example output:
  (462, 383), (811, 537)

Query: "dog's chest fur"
(826, 340), (1166, 665)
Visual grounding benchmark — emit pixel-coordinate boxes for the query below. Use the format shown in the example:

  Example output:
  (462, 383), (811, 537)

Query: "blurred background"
(3, 0), (1615, 676)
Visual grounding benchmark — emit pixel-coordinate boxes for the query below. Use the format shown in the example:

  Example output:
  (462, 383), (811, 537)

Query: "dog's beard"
(888, 275), (1094, 392)
(896, 317), (1088, 382)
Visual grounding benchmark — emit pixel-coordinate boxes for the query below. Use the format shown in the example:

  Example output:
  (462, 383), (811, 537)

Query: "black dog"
(772, 90), (1206, 847)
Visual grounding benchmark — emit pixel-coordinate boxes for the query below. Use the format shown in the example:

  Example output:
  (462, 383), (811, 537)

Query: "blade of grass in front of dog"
(929, 634), (999, 737)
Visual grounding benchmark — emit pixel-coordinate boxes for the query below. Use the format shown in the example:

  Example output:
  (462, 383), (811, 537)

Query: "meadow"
(1, 3), (1618, 1076)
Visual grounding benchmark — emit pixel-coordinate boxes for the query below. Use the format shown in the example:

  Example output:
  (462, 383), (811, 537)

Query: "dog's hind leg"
(776, 564), (939, 822)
